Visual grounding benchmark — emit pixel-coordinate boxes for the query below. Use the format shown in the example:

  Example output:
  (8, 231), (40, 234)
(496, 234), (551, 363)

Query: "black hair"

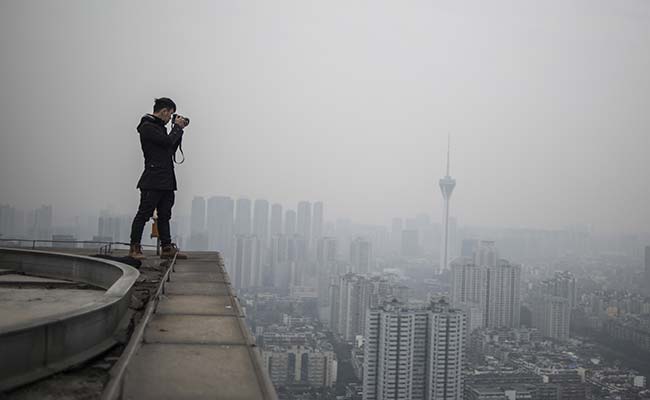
(153, 97), (176, 113)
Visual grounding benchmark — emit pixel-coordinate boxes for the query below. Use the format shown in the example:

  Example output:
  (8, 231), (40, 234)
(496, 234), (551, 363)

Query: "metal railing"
(0, 238), (158, 255)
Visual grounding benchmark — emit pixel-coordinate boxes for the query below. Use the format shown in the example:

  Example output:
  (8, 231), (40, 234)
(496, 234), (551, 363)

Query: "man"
(128, 97), (188, 260)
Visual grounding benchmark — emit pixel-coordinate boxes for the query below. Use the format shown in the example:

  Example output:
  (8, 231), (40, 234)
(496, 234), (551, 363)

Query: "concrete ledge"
(0, 248), (140, 392)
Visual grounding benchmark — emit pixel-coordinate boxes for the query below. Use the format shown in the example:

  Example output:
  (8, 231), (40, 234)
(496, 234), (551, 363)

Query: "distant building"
(28, 205), (53, 241)
(350, 237), (372, 274)
(646, 246), (650, 288)
(235, 198), (252, 235)
(461, 238), (479, 258)
(297, 201), (312, 250)
(206, 196), (234, 257)
(486, 260), (521, 329)
(451, 243), (521, 329)
(401, 229), (419, 257)
(0, 204), (16, 238)
(230, 234), (261, 290)
(312, 201), (324, 244)
(270, 203), (283, 237)
(533, 295), (570, 341)
(253, 199), (269, 247)
(262, 345), (337, 388)
(97, 215), (122, 242)
(284, 209), (297, 236)
(532, 272), (575, 341)
(190, 196), (206, 235)
(363, 300), (466, 400)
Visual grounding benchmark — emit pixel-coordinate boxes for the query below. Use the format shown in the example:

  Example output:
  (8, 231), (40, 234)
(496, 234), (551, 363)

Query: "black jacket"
(136, 114), (184, 191)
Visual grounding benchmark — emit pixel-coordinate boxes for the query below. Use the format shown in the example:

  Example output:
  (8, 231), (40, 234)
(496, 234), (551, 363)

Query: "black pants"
(130, 190), (175, 246)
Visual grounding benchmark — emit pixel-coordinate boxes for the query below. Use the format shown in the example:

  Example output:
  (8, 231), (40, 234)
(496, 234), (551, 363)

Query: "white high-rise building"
(450, 257), (487, 331)
(206, 196), (234, 258)
(190, 196), (206, 234)
(363, 300), (466, 400)
(534, 295), (570, 341)
(486, 260), (521, 329)
(230, 234), (261, 290)
(284, 209), (297, 236)
(350, 237), (373, 274)
(532, 271), (575, 341)
(253, 199), (269, 247)
(439, 136), (456, 273)
(451, 243), (521, 329)
(297, 201), (312, 249)
(270, 203), (283, 237)
(235, 198), (252, 235)
(312, 201), (324, 244)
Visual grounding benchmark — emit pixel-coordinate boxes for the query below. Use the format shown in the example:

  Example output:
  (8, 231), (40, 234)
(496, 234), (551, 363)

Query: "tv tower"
(439, 135), (456, 273)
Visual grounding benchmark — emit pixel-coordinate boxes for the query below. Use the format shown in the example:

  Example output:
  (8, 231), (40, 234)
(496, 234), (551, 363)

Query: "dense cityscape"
(2, 163), (649, 400)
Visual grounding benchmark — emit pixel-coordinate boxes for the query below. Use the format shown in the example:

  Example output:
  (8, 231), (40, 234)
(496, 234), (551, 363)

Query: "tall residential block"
(235, 198), (252, 235)
(206, 196), (234, 257)
(363, 300), (466, 400)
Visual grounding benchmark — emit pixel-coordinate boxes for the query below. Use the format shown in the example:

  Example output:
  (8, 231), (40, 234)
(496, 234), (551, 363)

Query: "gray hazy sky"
(1, 0), (649, 233)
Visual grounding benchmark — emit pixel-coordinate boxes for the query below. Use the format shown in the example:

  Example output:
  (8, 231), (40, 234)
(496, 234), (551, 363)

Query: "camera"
(172, 114), (190, 127)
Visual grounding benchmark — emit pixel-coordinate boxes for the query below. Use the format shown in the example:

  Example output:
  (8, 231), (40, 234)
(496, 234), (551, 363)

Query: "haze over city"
(1, 0), (649, 233)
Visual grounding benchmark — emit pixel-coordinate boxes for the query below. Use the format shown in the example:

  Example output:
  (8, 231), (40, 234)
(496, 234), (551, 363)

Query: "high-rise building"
(253, 199), (269, 247)
(461, 238), (479, 258)
(28, 205), (53, 241)
(439, 136), (456, 273)
(532, 272), (575, 341)
(542, 272), (577, 310)
(486, 260), (521, 329)
(230, 234), (261, 290)
(331, 274), (372, 341)
(190, 196), (206, 234)
(391, 217), (403, 253)
(474, 240), (497, 267)
(235, 198), (252, 235)
(262, 345), (337, 388)
(97, 215), (123, 242)
(270, 234), (290, 289)
(297, 201), (312, 249)
(534, 295), (570, 341)
(270, 203), (283, 237)
(350, 237), (373, 274)
(189, 196), (208, 250)
(317, 237), (338, 269)
(0, 204), (16, 237)
(287, 235), (308, 287)
(451, 243), (521, 329)
(312, 201), (324, 244)
(363, 300), (466, 400)
(284, 209), (297, 236)
(401, 229), (419, 257)
(206, 196), (234, 257)
(645, 246), (650, 288)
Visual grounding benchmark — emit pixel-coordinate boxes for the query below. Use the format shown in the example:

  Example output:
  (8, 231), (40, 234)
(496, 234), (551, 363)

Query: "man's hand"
(174, 116), (188, 128)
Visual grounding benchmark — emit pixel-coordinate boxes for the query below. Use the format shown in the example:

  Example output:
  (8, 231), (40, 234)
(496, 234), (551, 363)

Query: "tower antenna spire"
(446, 133), (451, 177)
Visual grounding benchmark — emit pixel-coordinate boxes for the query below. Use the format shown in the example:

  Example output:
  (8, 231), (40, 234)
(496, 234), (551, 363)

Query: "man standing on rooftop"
(128, 97), (188, 260)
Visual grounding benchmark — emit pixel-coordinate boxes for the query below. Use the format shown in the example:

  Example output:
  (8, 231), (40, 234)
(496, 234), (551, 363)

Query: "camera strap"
(173, 137), (185, 164)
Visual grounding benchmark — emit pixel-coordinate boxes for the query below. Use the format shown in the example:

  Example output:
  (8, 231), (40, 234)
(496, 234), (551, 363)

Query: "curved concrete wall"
(0, 248), (139, 391)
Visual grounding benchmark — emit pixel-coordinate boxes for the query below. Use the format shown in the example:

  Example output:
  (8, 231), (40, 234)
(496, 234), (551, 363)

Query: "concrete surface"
(0, 288), (105, 330)
(122, 252), (276, 400)
(123, 344), (265, 400)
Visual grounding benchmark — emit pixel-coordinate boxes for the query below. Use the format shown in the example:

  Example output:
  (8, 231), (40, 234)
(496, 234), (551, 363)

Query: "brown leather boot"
(160, 243), (188, 260)
(128, 243), (146, 260)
